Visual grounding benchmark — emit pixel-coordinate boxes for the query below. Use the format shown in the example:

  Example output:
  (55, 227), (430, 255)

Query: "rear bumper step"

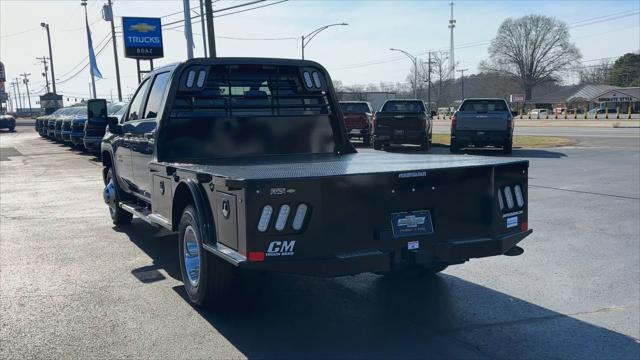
(238, 229), (532, 277)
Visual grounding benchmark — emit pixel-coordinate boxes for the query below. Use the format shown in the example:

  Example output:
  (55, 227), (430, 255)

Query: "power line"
(55, 32), (112, 80)
(331, 9), (640, 72)
(215, 0), (287, 18)
(163, 0), (284, 28)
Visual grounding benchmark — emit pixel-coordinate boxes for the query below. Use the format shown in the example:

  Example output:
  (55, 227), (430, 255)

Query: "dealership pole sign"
(122, 17), (164, 59)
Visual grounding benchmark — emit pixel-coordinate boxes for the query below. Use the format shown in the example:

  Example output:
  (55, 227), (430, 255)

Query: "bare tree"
(481, 15), (581, 100)
(406, 59), (427, 99)
(425, 52), (451, 107)
(578, 60), (611, 85)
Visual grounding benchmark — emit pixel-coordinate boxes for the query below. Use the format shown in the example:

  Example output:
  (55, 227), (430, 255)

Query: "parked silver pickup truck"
(450, 98), (517, 154)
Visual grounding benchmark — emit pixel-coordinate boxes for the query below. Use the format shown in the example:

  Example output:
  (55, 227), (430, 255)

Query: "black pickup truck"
(372, 99), (434, 151)
(99, 58), (532, 307)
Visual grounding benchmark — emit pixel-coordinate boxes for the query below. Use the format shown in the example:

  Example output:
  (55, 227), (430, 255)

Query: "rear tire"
(420, 136), (431, 151)
(104, 167), (133, 225)
(450, 140), (461, 153)
(363, 135), (371, 147)
(373, 140), (382, 150)
(503, 140), (513, 154)
(179, 205), (235, 308)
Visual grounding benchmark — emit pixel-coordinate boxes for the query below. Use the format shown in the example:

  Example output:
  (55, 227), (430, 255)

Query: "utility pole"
(40, 23), (57, 94)
(20, 73), (33, 115)
(448, 2), (456, 80)
(199, 0), (208, 57)
(427, 51), (432, 112)
(204, 0), (216, 57)
(82, 0), (97, 99)
(9, 86), (17, 112)
(104, 0), (122, 101)
(183, 0), (194, 59)
(36, 56), (51, 93)
(13, 79), (23, 110)
(457, 68), (468, 99)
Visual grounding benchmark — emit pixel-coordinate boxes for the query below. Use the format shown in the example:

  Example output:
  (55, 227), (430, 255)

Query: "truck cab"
(99, 58), (531, 308)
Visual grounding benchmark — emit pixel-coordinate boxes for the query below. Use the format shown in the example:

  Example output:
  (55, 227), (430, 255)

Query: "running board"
(203, 243), (246, 266)
(119, 202), (172, 230)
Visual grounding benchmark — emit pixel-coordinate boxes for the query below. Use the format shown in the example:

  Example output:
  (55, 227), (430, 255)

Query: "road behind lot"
(1, 127), (639, 359)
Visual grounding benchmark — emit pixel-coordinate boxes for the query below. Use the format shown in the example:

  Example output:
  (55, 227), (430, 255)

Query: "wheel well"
(172, 183), (194, 231)
(102, 151), (112, 167)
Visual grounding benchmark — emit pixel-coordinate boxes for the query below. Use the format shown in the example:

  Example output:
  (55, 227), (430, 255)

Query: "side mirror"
(511, 111), (519, 117)
(430, 110), (437, 117)
(87, 99), (108, 121)
(107, 116), (121, 134)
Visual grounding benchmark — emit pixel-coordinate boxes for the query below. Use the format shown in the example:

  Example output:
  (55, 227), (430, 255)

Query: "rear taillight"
(371, 115), (377, 128)
(497, 184), (526, 212)
(507, 119), (513, 129)
(451, 114), (457, 128)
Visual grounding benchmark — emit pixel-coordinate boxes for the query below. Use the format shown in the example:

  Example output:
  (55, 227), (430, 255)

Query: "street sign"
(510, 94), (525, 103)
(122, 17), (164, 59)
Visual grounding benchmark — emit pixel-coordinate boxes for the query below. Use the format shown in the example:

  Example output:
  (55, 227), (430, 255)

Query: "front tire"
(104, 167), (132, 225)
(179, 205), (235, 307)
(373, 140), (382, 150)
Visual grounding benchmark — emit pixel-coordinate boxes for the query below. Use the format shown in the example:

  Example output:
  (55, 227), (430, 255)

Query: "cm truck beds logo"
(266, 241), (295, 256)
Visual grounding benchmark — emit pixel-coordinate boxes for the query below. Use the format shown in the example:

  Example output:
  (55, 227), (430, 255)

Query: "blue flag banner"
(86, 16), (103, 79)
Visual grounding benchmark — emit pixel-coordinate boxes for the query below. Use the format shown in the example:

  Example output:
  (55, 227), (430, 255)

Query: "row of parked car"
(35, 102), (127, 155)
(339, 98), (516, 154)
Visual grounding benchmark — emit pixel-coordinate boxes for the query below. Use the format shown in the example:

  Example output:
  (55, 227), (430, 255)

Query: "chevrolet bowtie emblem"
(129, 23), (156, 33)
(397, 215), (426, 228)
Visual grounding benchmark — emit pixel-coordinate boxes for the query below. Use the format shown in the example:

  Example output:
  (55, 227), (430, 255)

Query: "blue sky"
(1, 0), (639, 104)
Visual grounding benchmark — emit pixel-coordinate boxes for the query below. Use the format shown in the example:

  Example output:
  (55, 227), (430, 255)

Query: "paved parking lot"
(1, 126), (639, 359)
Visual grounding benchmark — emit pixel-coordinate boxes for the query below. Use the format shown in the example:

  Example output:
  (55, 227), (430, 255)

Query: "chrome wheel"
(103, 178), (117, 216)
(183, 225), (201, 287)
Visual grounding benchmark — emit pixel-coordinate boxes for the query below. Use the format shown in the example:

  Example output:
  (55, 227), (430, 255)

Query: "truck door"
(131, 72), (170, 199)
(118, 77), (152, 190)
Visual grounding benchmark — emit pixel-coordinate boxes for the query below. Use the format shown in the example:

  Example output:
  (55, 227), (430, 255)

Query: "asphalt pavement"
(1, 126), (639, 359)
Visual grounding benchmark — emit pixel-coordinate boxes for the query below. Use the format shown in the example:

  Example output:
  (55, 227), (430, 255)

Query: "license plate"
(394, 130), (405, 136)
(390, 210), (434, 238)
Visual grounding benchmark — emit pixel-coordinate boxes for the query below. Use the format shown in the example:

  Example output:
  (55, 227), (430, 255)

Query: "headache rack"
(170, 64), (332, 118)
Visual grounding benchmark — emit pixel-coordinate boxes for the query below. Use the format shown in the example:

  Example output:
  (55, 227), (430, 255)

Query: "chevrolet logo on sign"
(129, 23), (156, 33)
(397, 215), (426, 228)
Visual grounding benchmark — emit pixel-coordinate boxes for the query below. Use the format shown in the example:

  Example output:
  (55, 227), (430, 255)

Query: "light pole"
(301, 23), (348, 60)
(40, 22), (56, 94)
(456, 68), (468, 99)
(390, 47), (418, 98)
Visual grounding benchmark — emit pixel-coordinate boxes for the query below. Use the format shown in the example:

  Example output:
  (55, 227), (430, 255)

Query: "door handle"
(123, 133), (133, 138)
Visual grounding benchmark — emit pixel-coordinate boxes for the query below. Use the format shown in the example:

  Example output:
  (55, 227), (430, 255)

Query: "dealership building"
(529, 85), (639, 113)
